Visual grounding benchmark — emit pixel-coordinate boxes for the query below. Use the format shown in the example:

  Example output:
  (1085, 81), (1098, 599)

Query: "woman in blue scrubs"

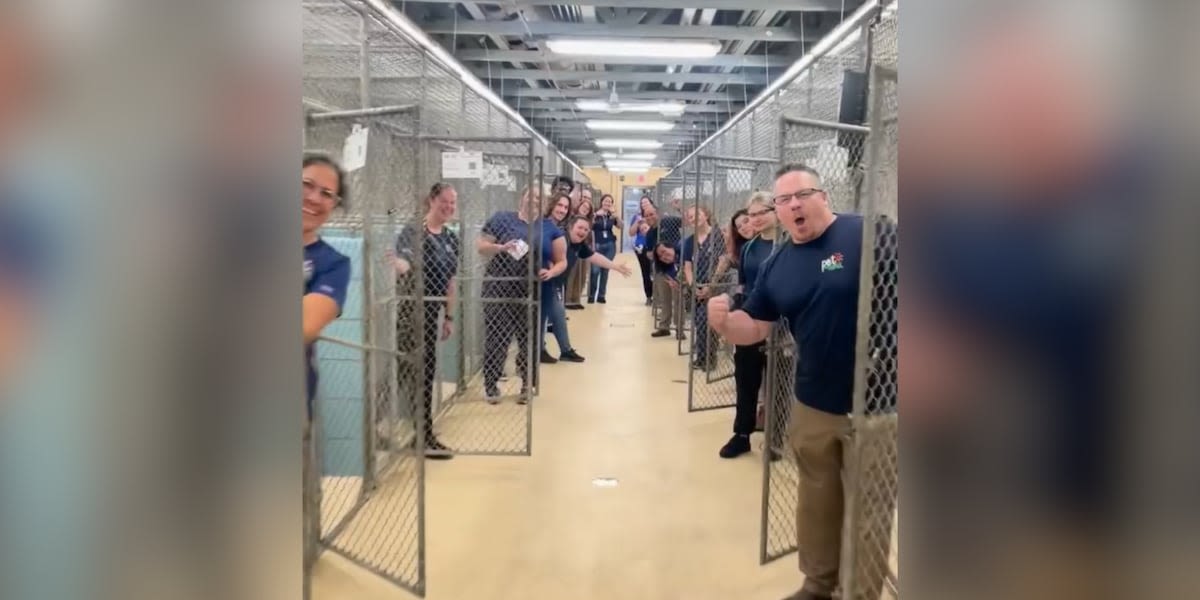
(300, 153), (350, 572)
(477, 186), (565, 402)
(302, 154), (351, 413)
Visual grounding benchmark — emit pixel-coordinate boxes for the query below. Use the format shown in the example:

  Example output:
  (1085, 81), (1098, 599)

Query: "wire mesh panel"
(685, 156), (776, 412)
(649, 180), (686, 342)
(418, 137), (536, 456)
(760, 320), (798, 562)
(841, 10), (899, 600)
(757, 7), (876, 571)
(304, 109), (426, 596)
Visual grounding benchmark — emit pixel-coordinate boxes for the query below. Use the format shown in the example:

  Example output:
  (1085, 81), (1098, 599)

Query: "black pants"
(635, 252), (654, 300)
(397, 301), (442, 442)
(483, 300), (532, 392)
(733, 342), (767, 435)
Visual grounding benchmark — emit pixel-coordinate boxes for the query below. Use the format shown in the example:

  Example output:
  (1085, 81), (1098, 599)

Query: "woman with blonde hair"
(720, 191), (780, 459)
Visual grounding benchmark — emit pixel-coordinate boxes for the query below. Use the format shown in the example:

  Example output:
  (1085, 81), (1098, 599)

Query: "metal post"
(356, 10), (377, 493)
(308, 104), (419, 122)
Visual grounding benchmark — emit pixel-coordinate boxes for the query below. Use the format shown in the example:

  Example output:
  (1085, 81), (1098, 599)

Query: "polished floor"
(312, 256), (804, 599)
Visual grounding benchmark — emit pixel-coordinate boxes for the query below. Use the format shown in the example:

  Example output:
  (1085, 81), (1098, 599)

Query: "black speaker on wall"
(838, 69), (869, 175)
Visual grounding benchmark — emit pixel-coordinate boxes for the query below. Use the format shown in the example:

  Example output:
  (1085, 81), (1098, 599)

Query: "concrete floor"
(312, 256), (803, 599)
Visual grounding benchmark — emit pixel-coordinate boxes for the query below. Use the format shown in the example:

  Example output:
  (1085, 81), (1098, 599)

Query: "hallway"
(312, 255), (801, 599)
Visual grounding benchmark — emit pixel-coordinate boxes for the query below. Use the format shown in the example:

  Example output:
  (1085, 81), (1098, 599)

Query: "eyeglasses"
(303, 179), (340, 204)
(747, 207), (775, 217)
(772, 188), (825, 206)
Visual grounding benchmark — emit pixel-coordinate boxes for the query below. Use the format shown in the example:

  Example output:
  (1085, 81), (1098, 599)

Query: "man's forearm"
(717, 310), (768, 345)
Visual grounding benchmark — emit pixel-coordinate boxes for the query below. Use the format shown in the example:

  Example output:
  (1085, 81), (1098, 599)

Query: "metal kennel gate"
(757, 8), (899, 600)
(417, 136), (537, 456)
(687, 155), (777, 412)
(304, 106), (427, 597)
(759, 99), (872, 567)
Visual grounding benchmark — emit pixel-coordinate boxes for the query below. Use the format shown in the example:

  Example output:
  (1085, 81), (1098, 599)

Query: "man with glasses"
(707, 163), (879, 600)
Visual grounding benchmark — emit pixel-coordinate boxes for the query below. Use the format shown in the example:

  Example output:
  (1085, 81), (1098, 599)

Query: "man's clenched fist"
(707, 293), (732, 331)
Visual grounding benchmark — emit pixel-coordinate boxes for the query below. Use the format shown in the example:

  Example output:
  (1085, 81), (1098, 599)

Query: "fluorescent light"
(576, 100), (686, 114)
(609, 167), (649, 174)
(605, 160), (653, 169)
(601, 152), (656, 160)
(586, 120), (675, 132)
(547, 38), (720, 59)
(594, 139), (664, 150)
(358, 0), (585, 175)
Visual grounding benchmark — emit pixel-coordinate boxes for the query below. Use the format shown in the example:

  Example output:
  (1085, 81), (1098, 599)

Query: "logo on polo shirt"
(820, 252), (845, 273)
(303, 259), (314, 282)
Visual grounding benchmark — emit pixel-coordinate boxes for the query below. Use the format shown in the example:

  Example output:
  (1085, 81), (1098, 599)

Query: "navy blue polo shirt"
(566, 238), (595, 274)
(481, 211), (561, 297)
(739, 236), (774, 297)
(304, 238), (351, 417)
(742, 215), (864, 415)
(394, 224), (459, 298)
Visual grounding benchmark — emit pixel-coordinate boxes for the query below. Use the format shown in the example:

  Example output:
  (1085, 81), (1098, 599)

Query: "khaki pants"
(789, 401), (896, 599)
(789, 401), (851, 597)
(653, 273), (677, 331)
(565, 259), (587, 305)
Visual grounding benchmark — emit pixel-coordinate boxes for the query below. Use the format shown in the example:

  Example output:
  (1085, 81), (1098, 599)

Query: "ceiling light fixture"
(586, 120), (675, 132)
(547, 38), (721, 59)
(601, 152), (656, 160)
(594, 139), (664, 150)
(605, 160), (653, 169)
(575, 100), (686, 115)
(608, 167), (650, 174)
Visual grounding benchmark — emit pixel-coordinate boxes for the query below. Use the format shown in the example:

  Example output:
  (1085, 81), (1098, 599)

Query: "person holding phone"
(588, 193), (621, 304)
(477, 185), (552, 403)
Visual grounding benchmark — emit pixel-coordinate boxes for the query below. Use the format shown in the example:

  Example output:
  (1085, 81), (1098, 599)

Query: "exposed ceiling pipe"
(357, 0), (584, 173)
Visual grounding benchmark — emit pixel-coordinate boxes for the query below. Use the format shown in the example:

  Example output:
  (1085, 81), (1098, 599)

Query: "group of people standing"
(301, 154), (892, 599)
(626, 187), (784, 460)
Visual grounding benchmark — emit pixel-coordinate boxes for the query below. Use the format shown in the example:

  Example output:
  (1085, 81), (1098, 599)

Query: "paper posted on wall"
(342, 124), (369, 172)
(442, 150), (483, 180)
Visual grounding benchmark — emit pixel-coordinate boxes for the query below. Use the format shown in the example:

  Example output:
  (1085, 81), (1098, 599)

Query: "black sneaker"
(566, 303), (584, 310)
(645, 298), (653, 306)
(597, 297), (607, 304)
(485, 387), (501, 404)
(559, 349), (585, 363)
(719, 434), (752, 459)
(587, 298), (595, 304)
(651, 329), (671, 338)
(540, 350), (558, 364)
(424, 437), (453, 460)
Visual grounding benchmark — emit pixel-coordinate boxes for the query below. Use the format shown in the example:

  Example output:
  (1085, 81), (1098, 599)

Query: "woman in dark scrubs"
(391, 182), (459, 459)
(720, 193), (778, 459)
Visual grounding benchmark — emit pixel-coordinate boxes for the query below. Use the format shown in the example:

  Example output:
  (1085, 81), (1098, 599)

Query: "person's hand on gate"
(696, 285), (711, 300)
(385, 248), (412, 276)
(441, 316), (453, 341)
(667, 278), (679, 290)
(707, 294), (732, 332)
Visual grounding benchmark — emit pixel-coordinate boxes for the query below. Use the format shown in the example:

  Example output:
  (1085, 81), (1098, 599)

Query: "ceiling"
(397, 0), (866, 171)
